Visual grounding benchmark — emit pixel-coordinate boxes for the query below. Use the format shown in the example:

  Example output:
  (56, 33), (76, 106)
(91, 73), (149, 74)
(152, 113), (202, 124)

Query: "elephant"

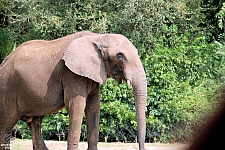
(0, 31), (147, 150)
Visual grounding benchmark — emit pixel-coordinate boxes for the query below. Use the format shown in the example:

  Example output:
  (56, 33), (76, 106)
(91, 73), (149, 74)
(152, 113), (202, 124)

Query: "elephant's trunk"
(131, 66), (147, 150)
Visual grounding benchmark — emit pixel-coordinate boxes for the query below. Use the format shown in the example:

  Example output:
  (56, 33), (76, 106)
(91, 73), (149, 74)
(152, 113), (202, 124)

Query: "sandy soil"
(8, 139), (189, 150)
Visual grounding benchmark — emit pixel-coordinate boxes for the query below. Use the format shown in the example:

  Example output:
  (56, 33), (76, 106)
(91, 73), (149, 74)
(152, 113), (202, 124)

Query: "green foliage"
(16, 120), (31, 139)
(216, 2), (225, 30)
(215, 41), (225, 82)
(0, 0), (126, 42)
(148, 79), (222, 142)
(0, 28), (15, 62)
(16, 109), (69, 140)
(201, 0), (224, 42)
(143, 32), (223, 142)
(100, 79), (137, 142)
(41, 109), (69, 140)
(215, 2), (225, 43)
(1, 0), (224, 143)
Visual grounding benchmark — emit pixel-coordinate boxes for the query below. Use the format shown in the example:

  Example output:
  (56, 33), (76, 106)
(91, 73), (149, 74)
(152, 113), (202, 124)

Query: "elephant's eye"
(117, 53), (124, 62)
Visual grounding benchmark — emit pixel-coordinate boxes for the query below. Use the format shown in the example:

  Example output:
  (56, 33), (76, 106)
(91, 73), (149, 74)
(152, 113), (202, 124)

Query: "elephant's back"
(0, 39), (64, 99)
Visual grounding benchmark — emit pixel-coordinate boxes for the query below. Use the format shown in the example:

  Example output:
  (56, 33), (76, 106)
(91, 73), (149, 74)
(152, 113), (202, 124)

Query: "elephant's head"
(62, 33), (147, 149)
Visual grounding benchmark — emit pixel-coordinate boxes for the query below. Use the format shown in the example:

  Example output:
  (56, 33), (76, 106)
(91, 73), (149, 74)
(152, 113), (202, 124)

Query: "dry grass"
(9, 139), (188, 150)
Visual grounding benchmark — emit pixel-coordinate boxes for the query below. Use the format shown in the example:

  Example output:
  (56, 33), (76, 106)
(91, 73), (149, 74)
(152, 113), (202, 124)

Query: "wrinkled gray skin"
(0, 31), (147, 150)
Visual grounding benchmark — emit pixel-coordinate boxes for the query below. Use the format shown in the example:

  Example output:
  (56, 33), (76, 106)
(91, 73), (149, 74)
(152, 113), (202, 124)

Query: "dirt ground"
(8, 139), (189, 150)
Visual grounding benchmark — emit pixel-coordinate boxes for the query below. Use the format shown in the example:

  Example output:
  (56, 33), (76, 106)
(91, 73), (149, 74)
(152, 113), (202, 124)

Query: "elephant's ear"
(62, 35), (108, 84)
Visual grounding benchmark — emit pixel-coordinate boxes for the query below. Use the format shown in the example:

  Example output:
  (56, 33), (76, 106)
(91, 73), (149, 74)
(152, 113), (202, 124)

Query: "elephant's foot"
(87, 144), (98, 150)
(33, 144), (49, 150)
(87, 148), (98, 150)
(67, 143), (79, 150)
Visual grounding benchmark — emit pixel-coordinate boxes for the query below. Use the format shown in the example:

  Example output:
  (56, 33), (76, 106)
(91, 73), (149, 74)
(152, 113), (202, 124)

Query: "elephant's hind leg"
(27, 116), (48, 150)
(0, 123), (16, 150)
(0, 110), (19, 150)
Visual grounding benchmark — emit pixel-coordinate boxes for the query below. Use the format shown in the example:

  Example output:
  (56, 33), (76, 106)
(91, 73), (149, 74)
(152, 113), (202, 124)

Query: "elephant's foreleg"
(85, 88), (100, 150)
(66, 96), (86, 150)
(27, 116), (48, 150)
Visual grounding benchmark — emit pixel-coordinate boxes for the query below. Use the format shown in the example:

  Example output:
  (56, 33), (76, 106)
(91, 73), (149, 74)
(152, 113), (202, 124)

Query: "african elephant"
(0, 31), (147, 150)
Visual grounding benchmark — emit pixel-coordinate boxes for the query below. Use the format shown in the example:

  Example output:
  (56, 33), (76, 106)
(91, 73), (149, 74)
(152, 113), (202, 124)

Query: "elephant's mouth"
(108, 70), (125, 84)
(114, 77), (123, 84)
(106, 58), (126, 84)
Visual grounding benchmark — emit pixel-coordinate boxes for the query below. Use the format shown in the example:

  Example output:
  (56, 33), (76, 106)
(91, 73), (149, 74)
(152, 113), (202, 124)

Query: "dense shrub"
(0, 28), (14, 62)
